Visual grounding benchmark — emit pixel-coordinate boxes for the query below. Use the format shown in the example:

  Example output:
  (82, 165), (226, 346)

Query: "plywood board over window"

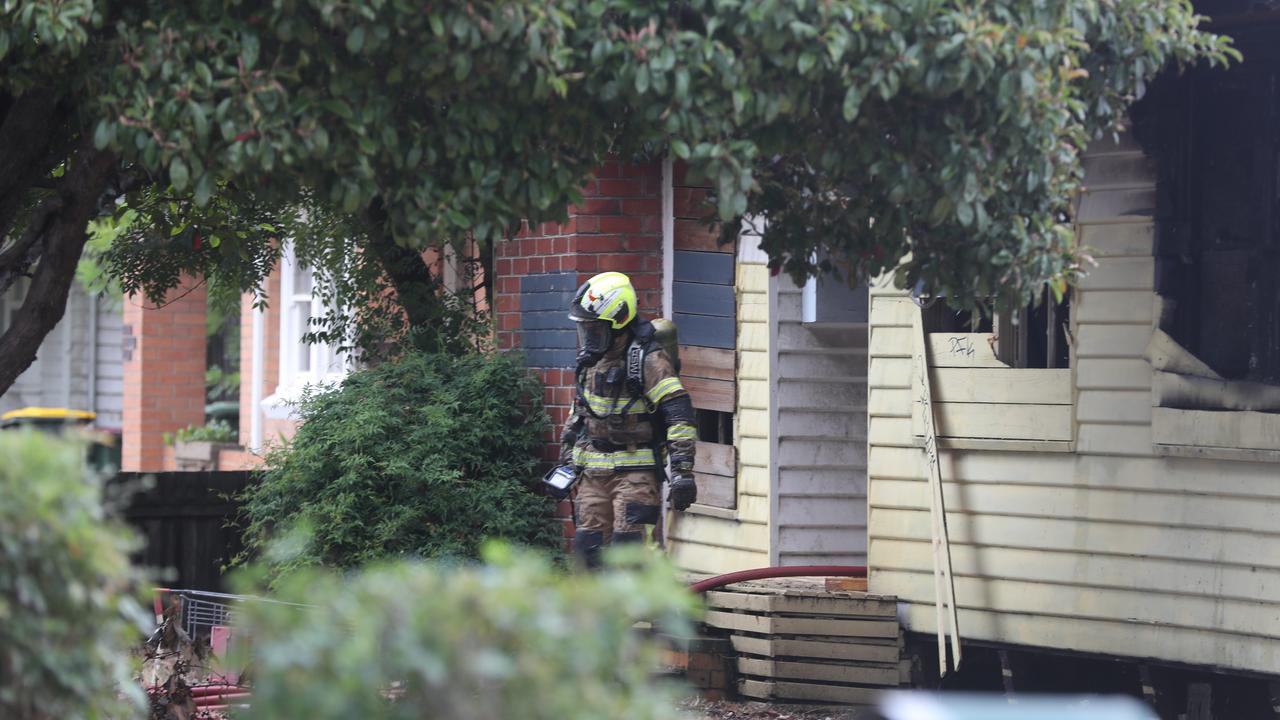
(674, 225), (738, 509)
(911, 331), (1074, 452)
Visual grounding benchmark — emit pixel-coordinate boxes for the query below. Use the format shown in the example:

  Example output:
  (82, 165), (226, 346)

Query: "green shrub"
(165, 418), (237, 445)
(0, 431), (147, 719)
(233, 543), (699, 720)
(239, 350), (559, 576)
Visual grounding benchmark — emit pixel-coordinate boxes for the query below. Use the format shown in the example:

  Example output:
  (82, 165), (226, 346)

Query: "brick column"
(121, 281), (208, 472)
(495, 160), (665, 545)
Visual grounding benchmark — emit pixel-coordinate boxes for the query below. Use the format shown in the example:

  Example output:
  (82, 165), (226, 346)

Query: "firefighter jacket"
(563, 329), (696, 476)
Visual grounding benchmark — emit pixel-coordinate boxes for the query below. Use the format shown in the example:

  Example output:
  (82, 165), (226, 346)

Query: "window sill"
(685, 503), (738, 520)
(262, 374), (346, 420)
(1152, 407), (1280, 463)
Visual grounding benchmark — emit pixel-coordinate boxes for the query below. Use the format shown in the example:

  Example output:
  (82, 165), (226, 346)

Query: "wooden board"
(730, 635), (900, 665)
(825, 577), (869, 593)
(705, 591), (895, 618)
(925, 333), (1006, 368)
(680, 345), (734, 381)
(737, 657), (900, 687)
(694, 471), (735, 509)
(674, 250), (735, 285)
(703, 610), (899, 639)
(695, 442), (736, 476)
(674, 281), (734, 318)
(685, 375), (734, 412)
(674, 218), (733, 253)
(738, 678), (880, 705)
(1153, 407), (1280, 453)
(674, 312), (734, 350)
(925, 368), (1072, 405)
(912, 401), (1074, 442)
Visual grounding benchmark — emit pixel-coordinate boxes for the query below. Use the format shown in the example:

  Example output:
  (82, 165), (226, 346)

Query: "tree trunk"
(0, 145), (118, 395)
(365, 220), (452, 353)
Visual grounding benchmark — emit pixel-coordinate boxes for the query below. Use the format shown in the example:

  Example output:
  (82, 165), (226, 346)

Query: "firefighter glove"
(669, 473), (697, 511)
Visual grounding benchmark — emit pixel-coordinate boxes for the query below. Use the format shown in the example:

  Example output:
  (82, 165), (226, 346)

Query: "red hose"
(688, 565), (867, 594)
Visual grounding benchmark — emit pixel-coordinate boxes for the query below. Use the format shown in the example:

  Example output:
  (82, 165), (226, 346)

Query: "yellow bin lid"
(1, 407), (97, 422)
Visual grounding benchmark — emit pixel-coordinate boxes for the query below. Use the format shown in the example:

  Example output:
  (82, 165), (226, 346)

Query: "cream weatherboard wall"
(667, 239), (771, 574)
(866, 135), (1280, 674)
(771, 276), (869, 567)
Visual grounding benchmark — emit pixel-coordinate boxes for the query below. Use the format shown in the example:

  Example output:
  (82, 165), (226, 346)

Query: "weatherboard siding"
(865, 135), (1280, 674)
(772, 276), (869, 567)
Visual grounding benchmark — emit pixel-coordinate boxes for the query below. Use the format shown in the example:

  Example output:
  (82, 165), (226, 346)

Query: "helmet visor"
(576, 320), (612, 356)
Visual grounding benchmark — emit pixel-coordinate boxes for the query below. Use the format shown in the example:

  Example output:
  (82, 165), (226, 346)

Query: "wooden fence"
(112, 471), (250, 592)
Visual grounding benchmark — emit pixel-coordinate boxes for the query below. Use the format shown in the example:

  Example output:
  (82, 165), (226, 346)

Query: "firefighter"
(559, 271), (697, 568)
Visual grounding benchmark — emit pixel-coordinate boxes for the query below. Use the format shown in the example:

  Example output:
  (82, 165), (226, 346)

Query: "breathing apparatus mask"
(575, 320), (613, 369)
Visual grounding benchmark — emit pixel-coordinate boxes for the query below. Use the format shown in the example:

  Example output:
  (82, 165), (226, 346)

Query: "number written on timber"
(947, 336), (975, 358)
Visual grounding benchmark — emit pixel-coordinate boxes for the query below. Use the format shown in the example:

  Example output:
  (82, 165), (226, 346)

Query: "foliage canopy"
(238, 350), (561, 576)
(0, 0), (1232, 392)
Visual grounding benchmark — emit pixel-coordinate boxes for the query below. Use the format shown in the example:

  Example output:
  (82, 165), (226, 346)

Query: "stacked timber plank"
(700, 578), (903, 706)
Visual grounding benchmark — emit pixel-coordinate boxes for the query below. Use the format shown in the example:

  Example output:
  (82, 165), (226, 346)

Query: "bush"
(0, 431), (147, 720)
(239, 350), (560, 576)
(233, 543), (699, 720)
(164, 418), (237, 445)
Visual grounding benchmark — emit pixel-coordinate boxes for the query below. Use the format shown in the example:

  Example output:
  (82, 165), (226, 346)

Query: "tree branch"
(0, 143), (118, 396)
(0, 90), (68, 240)
(0, 196), (65, 274)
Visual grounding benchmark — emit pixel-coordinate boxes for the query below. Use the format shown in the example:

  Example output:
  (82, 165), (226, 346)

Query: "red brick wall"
(495, 160), (665, 544)
(121, 280), (208, 472)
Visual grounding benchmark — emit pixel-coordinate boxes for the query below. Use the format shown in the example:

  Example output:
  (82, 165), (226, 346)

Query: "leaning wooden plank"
(771, 616), (899, 639)
(702, 610), (772, 634)
(731, 635), (901, 665)
(705, 591), (897, 618)
(770, 680), (882, 705)
(914, 307), (962, 674)
(738, 657), (900, 687)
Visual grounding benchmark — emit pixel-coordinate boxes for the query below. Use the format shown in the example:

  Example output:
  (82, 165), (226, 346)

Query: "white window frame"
(262, 246), (350, 419)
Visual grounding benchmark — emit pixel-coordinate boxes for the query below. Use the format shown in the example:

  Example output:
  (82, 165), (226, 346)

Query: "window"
(1134, 35), (1280, 459)
(696, 408), (734, 444)
(1152, 61), (1280, 384)
(923, 288), (1071, 369)
(262, 247), (349, 418)
(913, 290), (1074, 451)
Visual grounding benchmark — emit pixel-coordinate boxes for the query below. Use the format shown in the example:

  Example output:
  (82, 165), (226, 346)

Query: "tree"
(0, 0), (1231, 395)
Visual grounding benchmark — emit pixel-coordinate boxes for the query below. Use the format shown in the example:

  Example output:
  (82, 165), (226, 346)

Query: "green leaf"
(346, 26), (365, 54)
(241, 31), (260, 69)
(194, 173), (214, 207)
(188, 102), (210, 143)
(169, 156), (190, 192)
(635, 66), (650, 94)
(670, 139), (690, 159)
(321, 100), (354, 120)
(841, 85), (863, 122)
(92, 120), (112, 151)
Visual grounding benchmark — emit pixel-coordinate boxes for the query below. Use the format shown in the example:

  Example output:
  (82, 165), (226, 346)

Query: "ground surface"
(683, 697), (877, 719)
